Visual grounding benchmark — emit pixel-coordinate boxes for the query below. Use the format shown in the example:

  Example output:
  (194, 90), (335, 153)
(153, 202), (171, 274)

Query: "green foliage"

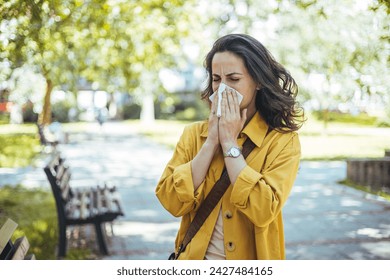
(0, 185), (94, 259)
(174, 99), (209, 121)
(0, 0), (200, 101)
(122, 103), (142, 120)
(175, 107), (198, 121)
(206, 0), (389, 117)
(0, 185), (58, 259)
(312, 110), (378, 126)
(51, 100), (73, 123)
(1, 0), (388, 123)
(156, 92), (209, 121)
(0, 113), (10, 124)
(376, 119), (390, 128)
(0, 134), (40, 167)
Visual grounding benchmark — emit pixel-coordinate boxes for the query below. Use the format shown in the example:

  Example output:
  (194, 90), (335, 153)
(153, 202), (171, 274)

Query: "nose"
(212, 81), (221, 92)
(214, 81), (229, 91)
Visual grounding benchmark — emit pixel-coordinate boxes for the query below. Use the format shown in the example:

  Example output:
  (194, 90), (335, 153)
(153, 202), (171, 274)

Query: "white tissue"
(209, 83), (243, 117)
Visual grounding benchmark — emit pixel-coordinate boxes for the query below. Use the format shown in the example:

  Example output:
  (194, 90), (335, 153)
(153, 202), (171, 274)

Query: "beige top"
(204, 208), (226, 260)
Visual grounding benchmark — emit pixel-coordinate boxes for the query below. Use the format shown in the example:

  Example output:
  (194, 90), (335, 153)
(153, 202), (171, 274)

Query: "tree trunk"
(39, 78), (53, 125)
(140, 93), (155, 125)
(139, 71), (156, 124)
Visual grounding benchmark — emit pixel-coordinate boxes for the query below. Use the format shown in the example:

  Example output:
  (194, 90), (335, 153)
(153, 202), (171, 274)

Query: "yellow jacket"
(156, 113), (301, 259)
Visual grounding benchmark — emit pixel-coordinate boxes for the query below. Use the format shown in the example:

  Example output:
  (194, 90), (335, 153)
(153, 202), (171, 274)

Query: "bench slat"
(59, 170), (72, 200)
(0, 218), (18, 255)
(56, 164), (66, 180)
(88, 189), (95, 216)
(11, 236), (30, 260)
(24, 254), (36, 260)
(102, 188), (113, 212)
(94, 188), (102, 214)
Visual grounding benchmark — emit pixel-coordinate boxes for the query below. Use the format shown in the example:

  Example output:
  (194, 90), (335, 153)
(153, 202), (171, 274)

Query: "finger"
(231, 89), (239, 113)
(228, 89), (238, 115)
(221, 90), (227, 118)
(226, 89), (233, 111)
(210, 92), (218, 117)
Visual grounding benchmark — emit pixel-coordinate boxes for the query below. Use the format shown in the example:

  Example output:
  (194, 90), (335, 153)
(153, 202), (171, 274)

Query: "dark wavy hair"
(201, 34), (304, 132)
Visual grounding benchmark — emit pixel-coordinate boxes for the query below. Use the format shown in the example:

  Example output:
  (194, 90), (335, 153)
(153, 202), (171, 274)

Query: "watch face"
(230, 147), (241, 157)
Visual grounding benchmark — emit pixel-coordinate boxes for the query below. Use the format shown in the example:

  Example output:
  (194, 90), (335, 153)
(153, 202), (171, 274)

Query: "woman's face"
(211, 51), (258, 116)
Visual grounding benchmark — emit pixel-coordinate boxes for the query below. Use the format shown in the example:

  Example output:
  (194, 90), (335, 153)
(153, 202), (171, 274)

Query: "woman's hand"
(219, 88), (247, 151)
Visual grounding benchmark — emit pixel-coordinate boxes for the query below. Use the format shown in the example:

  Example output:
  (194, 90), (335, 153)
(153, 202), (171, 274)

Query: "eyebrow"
(212, 72), (243, 77)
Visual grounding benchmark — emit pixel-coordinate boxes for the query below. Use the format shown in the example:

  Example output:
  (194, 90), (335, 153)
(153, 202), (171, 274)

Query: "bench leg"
(94, 222), (109, 255)
(58, 223), (67, 258)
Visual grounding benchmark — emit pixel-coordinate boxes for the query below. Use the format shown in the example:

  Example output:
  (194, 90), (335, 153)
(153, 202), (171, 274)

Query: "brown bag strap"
(175, 137), (256, 259)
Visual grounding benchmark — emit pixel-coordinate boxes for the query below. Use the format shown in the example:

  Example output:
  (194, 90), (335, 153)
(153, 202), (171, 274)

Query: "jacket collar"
(200, 112), (269, 148)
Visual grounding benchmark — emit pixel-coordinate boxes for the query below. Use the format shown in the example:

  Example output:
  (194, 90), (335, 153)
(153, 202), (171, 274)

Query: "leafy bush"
(122, 103), (141, 119)
(166, 97), (208, 121)
(0, 134), (40, 168)
(52, 100), (75, 123)
(312, 110), (378, 125)
(376, 118), (390, 128)
(0, 113), (10, 124)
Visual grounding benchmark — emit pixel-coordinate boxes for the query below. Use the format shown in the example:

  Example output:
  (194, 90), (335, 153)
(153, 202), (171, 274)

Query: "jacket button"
(224, 210), (233, 219)
(226, 242), (236, 252)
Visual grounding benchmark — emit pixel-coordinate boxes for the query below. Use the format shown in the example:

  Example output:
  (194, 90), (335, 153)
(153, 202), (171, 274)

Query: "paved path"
(1, 122), (389, 259)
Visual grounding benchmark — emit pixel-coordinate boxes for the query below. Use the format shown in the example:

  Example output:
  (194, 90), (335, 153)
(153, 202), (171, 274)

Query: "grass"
(0, 185), (58, 259)
(0, 134), (41, 168)
(339, 179), (390, 201)
(298, 115), (390, 160)
(0, 185), (94, 260)
(0, 123), (42, 168)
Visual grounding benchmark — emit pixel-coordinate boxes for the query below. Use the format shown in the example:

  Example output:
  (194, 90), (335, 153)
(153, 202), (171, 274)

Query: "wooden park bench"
(43, 152), (124, 258)
(0, 218), (36, 260)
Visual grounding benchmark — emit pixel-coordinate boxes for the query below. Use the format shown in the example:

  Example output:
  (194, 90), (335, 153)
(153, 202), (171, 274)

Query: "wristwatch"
(224, 146), (242, 158)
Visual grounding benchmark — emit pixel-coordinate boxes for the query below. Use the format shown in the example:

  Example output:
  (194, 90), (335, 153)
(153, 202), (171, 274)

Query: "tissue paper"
(209, 83), (243, 117)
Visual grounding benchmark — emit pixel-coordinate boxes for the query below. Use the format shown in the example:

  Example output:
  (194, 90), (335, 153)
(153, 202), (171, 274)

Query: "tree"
(1, 0), (89, 124)
(194, 0), (389, 125)
(278, 0), (389, 126)
(0, 0), (200, 124)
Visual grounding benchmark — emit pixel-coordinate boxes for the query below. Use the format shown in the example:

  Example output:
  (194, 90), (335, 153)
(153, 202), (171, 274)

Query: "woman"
(156, 34), (304, 260)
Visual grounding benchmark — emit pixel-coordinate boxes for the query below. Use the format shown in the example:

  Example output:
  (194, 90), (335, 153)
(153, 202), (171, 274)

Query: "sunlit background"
(1, 0), (388, 126)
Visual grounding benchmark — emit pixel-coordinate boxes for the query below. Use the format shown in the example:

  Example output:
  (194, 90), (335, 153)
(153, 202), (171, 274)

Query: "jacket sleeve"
(230, 133), (301, 227)
(155, 125), (206, 217)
